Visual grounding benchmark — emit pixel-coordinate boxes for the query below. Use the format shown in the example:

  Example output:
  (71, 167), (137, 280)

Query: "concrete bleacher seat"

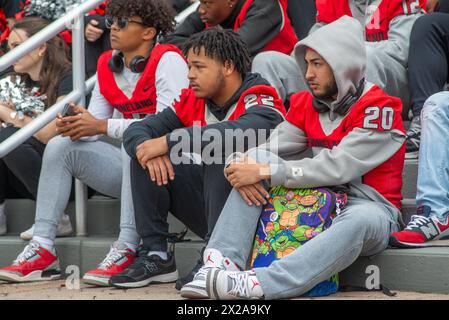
(1, 156), (447, 295)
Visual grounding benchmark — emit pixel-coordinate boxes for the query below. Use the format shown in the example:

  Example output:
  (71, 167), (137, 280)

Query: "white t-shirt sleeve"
(80, 80), (115, 142)
(154, 51), (189, 113)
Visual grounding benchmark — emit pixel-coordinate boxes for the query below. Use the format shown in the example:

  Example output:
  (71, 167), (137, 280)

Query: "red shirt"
(316, 0), (426, 42)
(286, 85), (405, 209)
(173, 85), (286, 127)
(97, 44), (184, 119)
(234, 0), (298, 54)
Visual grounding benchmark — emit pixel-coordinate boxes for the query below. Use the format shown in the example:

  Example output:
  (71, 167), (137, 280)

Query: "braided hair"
(106, 0), (176, 38)
(183, 28), (251, 77)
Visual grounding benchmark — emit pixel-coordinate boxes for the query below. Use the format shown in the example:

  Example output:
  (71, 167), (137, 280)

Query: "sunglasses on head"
(105, 16), (145, 29)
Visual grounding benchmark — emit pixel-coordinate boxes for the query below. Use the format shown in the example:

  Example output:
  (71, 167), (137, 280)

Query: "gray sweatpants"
(207, 149), (400, 300)
(33, 135), (139, 246)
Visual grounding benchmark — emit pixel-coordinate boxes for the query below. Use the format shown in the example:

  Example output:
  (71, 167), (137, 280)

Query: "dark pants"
(130, 158), (233, 252)
(287, 0), (317, 41)
(408, 13), (449, 117)
(0, 127), (45, 203)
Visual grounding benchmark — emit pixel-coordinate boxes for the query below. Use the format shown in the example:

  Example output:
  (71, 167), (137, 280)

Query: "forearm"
(269, 128), (405, 188)
(167, 108), (284, 162)
(123, 108), (184, 158)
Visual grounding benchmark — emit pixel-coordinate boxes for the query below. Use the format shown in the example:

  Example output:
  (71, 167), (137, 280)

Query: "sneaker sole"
(111, 270), (179, 289)
(180, 283), (209, 299)
(0, 269), (61, 283)
(82, 274), (111, 287)
(389, 236), (449, 248)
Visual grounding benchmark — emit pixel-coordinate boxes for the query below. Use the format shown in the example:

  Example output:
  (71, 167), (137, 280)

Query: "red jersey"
(286, 85), (405, 209)
(172, 85), (286, 127)
(97, 44), (184, 119)
(316, 0), (426, 42)
(234, 0), (298, 54)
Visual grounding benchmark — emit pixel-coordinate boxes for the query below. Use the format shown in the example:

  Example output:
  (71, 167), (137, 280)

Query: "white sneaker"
(206, 269), (264, 300)
(180, 248), (239, 299)
(20, 214), (73, 241)
(0, 214), (6, 236)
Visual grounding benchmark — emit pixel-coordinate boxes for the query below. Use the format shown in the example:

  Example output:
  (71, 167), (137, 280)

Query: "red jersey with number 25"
(286, 85), (405, 209)
(172, 85), (286, 127)
(316, 0), (426, 42)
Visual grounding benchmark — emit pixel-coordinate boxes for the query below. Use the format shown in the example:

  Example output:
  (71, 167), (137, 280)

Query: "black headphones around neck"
(108, 52), (149, 73)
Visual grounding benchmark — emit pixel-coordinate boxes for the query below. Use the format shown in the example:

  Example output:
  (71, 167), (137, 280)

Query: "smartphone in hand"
(61, 103), (77, 117)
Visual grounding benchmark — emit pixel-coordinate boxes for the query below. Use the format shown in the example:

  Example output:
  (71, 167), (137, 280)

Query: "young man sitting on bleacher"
(0, 0), (189, 284)
(187, 16), (406, 300)
(113, 28), (286, 292)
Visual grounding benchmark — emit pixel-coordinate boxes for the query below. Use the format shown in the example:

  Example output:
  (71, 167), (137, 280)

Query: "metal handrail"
(0, 0), (199, 236)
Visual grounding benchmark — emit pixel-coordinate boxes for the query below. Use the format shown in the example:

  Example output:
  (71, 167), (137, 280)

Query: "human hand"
(136, 136), (169, 168)
(237, 182), (270, 207)
(85, 19), (104, 42)
(56, 104), (106, 140)
(144, 155), (175, 186)
(224, 156), (270, 188)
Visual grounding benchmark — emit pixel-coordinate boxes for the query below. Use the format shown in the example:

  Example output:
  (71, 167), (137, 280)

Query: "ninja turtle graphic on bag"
(251, 186), (347, 297)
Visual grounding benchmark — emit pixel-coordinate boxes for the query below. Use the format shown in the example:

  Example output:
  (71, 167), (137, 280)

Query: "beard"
(311, 81), (338, 101)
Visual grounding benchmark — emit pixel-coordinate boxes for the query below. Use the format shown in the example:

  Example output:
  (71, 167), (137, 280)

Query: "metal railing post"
(72, 14), (88, 237)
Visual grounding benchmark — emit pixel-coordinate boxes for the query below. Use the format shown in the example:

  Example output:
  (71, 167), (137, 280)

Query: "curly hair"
(106, 0), (176, 38)
(183, 28), (251, 77)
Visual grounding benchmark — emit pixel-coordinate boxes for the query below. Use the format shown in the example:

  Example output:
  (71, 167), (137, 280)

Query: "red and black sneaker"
(390, 206), (449, 248)
(82, 241), (135, 286)
(0, 241), (61, 282)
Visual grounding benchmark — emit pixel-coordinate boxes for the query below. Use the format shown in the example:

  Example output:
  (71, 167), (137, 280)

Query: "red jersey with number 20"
(316, 0), (426, 42)
(172, 85), (286, 127)
(286, 85), (405, 209)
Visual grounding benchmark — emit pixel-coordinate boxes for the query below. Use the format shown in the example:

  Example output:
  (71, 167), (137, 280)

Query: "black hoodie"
(123, 73), (284, 162)
(162, 0), (283, 57)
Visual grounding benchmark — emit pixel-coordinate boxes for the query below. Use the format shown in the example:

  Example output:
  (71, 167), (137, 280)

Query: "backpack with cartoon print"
(251, 186), (347, 297)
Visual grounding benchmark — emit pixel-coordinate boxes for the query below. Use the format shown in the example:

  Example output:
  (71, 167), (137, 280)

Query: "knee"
(2, 143), (29, 165)
(251, 51), (296, 73)
(43, 136), (73, 161)
(421, 92), (449, 122)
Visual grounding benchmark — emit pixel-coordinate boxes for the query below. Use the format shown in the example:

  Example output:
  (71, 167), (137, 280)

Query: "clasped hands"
(225, 156), (271, 207)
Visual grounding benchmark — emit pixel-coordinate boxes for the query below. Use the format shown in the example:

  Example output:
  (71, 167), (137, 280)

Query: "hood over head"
(293, 15), (367, 115)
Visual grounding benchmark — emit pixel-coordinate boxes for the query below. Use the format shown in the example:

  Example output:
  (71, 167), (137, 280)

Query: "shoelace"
(193, 266), (210, 281)
(406, 215), (432, 230)
(407, 127), (421, 137)
(99, 246), (127, 269)
(13, 242), (40, 265)
(228, 272), (249, 298)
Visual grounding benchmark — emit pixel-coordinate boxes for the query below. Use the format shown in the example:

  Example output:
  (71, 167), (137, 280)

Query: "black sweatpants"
(130, 158), (233, 252)
(408, 13), (449, 117)
(0, 126), (45, 203)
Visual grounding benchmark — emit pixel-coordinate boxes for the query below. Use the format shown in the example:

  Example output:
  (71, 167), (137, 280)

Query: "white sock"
(123, 242), (137, 253)
(148, 251), (168, 260)
(32, 236), (55, 254)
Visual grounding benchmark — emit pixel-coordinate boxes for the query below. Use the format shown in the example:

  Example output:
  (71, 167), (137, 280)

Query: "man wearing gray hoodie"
(253, 0), (425, 117)
(182, 16), (406, 300)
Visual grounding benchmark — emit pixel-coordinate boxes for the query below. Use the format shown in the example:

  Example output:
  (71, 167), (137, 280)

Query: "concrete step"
(3, 197), (194, 237)
(340, 247), (449, 294)
(0, 236), (204, 278)
(1, 235), (449, 294)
